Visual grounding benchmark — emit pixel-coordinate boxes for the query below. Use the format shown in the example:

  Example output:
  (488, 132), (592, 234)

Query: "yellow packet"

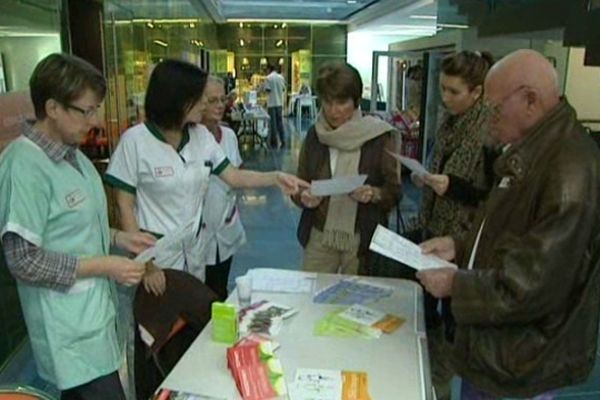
(373, 314), (405, 334)
(342, 371), (371, 400)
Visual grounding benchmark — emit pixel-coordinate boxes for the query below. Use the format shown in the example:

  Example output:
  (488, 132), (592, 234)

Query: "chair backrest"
(298, 95), (314, 106)
(0, 385), (56, 400)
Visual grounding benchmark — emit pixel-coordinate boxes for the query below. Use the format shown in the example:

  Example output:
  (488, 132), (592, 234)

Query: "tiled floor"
(1, 117), (599, 399)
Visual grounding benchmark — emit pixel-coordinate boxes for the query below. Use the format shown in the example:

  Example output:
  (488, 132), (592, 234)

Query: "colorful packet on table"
(239, 300), (297, 336)
(314, 304), (405, 338)
(226, 336), (287, 400)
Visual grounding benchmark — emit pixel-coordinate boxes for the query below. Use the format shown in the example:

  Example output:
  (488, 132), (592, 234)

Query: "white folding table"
(160, 272), (433, 400)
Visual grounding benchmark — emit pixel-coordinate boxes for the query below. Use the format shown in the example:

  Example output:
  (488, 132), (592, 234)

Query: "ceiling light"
(190, 23), (195, 28)
(150, 19), (198, 24)
(239, 22), (243, 28)
(410, 15), (437, 20)
(282, 23), (287, 28)
(227, 18), (341, 25)
(275, 39), (283, 47)
(242, 57), (249, 65)
(146, 22), (154, 29)
(153, 39), (168, 47)
(239, 39), (245, 46)
(437, 23), (469, 29)
(347, 0), (358, 4)
(260, 57), (268, 65)
(274, 24), (278, 29)
(278, 58), (284, 65)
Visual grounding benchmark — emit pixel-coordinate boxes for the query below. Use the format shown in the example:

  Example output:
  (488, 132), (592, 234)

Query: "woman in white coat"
(197, 76), (246, 300)
(105, 60), (307, 297)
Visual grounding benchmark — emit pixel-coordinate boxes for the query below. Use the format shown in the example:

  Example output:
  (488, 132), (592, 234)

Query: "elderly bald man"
(417, 49), (600, 399)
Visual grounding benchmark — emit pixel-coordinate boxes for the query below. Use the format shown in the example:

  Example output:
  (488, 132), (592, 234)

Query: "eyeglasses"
(65, 103), (100, 119)
(482, 85), (530, 122)
(206, 96), (228, 106)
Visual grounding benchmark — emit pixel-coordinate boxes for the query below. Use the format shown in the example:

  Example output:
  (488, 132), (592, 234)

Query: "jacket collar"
(494, 98), (577, 181)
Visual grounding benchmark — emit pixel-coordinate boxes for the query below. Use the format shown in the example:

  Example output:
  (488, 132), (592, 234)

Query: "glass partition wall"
(101, 7), (347, 150)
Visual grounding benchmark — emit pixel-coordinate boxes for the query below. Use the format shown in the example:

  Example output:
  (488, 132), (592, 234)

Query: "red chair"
(0, 385), (56, 400)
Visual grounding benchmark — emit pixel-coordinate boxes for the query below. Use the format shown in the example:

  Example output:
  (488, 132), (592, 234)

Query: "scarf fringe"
(321, 229), (355, 252)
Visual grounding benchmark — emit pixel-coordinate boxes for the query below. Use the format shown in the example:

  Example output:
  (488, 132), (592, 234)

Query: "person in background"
(0, 53), (155, 400)
(417, 49), (600, 399)
(411, 50), (496, 400)
(262, 64), (286, 148)
(405, 64), (423, 121)
(105, 60), (307, 297)
(222, 89), (240, 132)
(196, 76), (245, 300)
(299, 81), (311, 96)
(224, 71), (236, 94)
(292, 62), (400, 276)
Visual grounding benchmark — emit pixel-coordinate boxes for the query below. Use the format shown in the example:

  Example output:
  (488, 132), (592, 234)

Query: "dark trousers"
(205, 252), (233, 301)
(267, 106), (285, 147)
(61, 371), (125, 400)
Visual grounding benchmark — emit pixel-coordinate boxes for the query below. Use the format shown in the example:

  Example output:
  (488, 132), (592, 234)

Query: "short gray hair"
(207, 75), (224, 86)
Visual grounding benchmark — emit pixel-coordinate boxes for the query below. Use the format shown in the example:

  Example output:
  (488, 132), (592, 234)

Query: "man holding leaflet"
(416, 50), (600, 398)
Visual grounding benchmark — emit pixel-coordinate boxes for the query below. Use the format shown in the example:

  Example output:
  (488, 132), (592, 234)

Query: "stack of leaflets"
(313, 278), (394, 305)
(238, 300), (298, 336)
(226, 335), (288, 400)
(314, 304), (405, 338)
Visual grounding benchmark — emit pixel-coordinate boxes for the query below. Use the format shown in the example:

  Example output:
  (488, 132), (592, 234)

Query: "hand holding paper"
(134, 220), (195, 264)
(369, 225), (457, 271)
(300, 190), (322, 208)
(416, 268), (457, 299)
(419, 236), (456, 262)
(386, 150), (430, 177)
(310, 174), (368, 197)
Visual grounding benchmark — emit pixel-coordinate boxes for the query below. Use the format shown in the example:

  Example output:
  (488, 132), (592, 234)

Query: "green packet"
(314, 308), (381, 338)
(212, 302), (238, 345)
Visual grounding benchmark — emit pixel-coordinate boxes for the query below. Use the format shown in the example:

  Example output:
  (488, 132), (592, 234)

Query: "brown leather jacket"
(293, 125), (400, 258)
(450, 99), (600, 397)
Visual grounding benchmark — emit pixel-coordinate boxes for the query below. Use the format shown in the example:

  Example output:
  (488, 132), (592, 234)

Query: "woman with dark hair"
(106, 59), (307, 296)
(292, 62), (400, 275)
(415, 50), (496, 240)
(413, 50), (496, 400)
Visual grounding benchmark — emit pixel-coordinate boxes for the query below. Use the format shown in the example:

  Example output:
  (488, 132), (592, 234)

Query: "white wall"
(389, 29), (461, 52)
(565, 47), (600, 127)
(0, 35), (61, 92)
(347, 31), (421, 101)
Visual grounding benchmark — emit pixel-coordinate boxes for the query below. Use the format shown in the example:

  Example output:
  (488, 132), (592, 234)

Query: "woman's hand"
(300, 189), (323, 208)
(350, 185), (380, 204)
(104, 256), (146, 286)
(275, 172), (310, 195)
(115, 230), (156, 255)
(143, 261), (166, 296)
(423, 174), (450, 196)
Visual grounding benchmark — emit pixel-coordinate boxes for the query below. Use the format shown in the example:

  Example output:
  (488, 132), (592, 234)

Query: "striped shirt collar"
(22, 121), (78, 163)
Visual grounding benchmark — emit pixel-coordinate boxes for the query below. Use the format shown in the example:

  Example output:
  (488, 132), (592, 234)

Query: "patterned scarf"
(315, 110), (393, 251)
(421, 99), (489, 239)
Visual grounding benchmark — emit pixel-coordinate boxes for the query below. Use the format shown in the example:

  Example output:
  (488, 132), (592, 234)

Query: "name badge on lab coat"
(154, 166), (175, 178)
(65, 189), (86, 208)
